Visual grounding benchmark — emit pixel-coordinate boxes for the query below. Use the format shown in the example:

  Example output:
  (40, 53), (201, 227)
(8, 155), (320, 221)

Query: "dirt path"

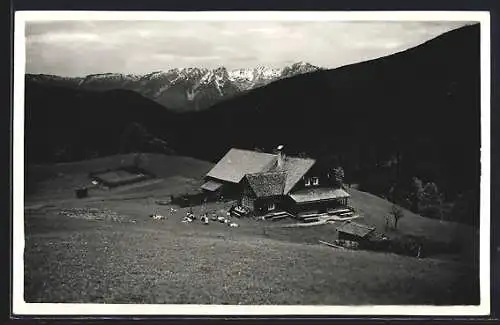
(277, 215), (360, 228)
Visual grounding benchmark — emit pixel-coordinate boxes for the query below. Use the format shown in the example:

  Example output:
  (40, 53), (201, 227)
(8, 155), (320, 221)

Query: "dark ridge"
(24, 81), (178, 164)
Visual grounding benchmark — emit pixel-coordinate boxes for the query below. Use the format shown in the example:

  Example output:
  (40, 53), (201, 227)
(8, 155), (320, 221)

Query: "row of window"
(304, 177), (320, 187)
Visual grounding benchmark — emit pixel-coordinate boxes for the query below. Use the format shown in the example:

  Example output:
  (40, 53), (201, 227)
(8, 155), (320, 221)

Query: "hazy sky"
(25, 20), (471, 77)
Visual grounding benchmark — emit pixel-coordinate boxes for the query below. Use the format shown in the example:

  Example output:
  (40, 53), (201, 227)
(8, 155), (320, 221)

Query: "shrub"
(390, 204), (405, 229)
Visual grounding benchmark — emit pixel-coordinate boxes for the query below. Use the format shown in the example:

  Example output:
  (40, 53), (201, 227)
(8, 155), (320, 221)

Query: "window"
(312, 177), (319, 186)
(268, 202), (276, 211)
(305, 178), (311, 187)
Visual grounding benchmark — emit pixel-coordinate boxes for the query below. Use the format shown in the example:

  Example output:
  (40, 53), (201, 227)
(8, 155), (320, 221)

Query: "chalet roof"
(289, 188), (350, 203)
(206, 148), (277, 184)
(336, 221), (375, 238)
(245, 171), (286, 198)
(271, 156), (316, 194)
(200, 179), (224, 192)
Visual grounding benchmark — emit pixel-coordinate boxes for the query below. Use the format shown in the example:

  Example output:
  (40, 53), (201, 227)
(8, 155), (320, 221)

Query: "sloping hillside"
(24, 219), (478, 305)
(24, 154), (479, 305)
(25, 83), (177, 163)
(25, 153), (213, 202)
(26, 153), (477, 261)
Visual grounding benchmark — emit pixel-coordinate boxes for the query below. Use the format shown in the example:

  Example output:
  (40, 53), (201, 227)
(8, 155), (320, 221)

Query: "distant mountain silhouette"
(26, 62), (321, 112)
(25, 82), (176, 164)
(24, 24), (480, 211)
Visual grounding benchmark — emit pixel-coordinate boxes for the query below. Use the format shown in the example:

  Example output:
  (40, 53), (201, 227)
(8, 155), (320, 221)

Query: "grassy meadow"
(23, 154), (480, 305)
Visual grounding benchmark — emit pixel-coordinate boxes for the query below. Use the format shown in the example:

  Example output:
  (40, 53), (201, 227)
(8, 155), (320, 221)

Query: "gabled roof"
(336, 221), (375, 238)
(245, 171), (286, 198)
(271, 156), (316, 194)
(289, 188), (350, 203)
(206, 148), (277, 184)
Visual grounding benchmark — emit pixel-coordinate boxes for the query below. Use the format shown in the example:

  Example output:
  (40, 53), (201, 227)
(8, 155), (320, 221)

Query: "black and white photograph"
(13, 11), (491, 316)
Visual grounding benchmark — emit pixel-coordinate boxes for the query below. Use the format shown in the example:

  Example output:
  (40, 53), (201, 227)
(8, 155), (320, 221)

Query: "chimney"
(276, 145), (285, 169)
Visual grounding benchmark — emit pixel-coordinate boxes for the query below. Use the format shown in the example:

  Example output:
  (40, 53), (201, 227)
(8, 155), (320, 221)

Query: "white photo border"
(12, 10), (491, 316)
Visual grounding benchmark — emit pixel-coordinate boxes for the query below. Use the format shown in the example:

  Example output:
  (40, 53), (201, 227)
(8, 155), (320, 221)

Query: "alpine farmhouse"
(200, 146), (353, 219)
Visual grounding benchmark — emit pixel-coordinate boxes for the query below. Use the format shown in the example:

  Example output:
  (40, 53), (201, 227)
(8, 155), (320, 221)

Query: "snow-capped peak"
(226, 62), (321, 90)
(85, 72), (138, 80)
(281, 62), (320, 78)
(227, 66), (281, 86)
(33, 62), (323, 111)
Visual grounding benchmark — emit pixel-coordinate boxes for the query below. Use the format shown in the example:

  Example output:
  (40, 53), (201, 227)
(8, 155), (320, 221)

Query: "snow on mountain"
(228, 63), (320, 90)
(27, 62), (322, 112)
(255, 66), (283, 79)
(229, 68), (255, 80)
(227, 67), (282, 90)
(82, 72), (142, 83)
(178, 67), (208, 80)
(281, 61), (320, 78)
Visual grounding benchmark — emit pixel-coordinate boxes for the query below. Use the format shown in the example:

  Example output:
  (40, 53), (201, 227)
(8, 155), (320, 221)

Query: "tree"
(54, 145), (72, 162)
(331, 166), (345, 188)
(298, 152), (308, 158)
(119, 122), (151, 154)
(132, 152), (147, 171)
(384, 214), (391, 231)
(390, 204), (405, 229)
(422, 182), (442, 203)
(421, 182), (444, 221)
(408, 177), (424, 212)
(450, 189), (479, 226)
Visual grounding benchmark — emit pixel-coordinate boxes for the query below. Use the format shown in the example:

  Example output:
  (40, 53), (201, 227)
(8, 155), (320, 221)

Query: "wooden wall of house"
(253, 196), (285, 215)
(282, 196), (297, 211)
(220, 182), (243, 199)
(240, 181), (256, 211)
(291, 199), (348, 214)
(293, 168), (330, 192)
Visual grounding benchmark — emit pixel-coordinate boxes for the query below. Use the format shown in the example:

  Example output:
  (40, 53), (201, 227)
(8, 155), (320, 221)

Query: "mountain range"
(26, 61), (320, 112)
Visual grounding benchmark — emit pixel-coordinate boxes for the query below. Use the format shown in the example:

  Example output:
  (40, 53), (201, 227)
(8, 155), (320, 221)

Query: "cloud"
(28, 32), (102, 44)
(24, 20), (472, 76)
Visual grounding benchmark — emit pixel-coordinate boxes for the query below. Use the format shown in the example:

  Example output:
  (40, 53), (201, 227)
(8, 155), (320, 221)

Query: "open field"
(24, 154), (480, 305)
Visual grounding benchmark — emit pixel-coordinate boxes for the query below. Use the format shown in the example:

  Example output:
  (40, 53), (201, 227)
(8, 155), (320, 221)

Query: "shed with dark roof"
(336, 221), (375, 242)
